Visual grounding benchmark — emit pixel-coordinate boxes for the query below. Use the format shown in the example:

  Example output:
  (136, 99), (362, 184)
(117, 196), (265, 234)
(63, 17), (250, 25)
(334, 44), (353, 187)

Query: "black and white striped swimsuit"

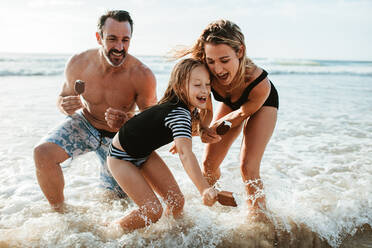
(108, 98), (192, 167)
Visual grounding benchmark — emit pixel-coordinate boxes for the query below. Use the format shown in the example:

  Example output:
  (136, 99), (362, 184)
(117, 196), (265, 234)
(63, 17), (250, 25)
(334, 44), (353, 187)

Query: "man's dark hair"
(97, 10), (133, 36)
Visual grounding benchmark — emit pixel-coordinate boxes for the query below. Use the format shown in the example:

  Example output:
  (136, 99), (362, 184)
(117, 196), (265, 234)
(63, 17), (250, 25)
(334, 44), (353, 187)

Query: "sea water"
(0, 53), (371, 247)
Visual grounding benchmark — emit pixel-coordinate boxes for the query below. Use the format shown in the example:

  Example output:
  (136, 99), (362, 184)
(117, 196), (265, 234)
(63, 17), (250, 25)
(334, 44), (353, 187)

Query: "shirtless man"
(33, 10), (157, 211)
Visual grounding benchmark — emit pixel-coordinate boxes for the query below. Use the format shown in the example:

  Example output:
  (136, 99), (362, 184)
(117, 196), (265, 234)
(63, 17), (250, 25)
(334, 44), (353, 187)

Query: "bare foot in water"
(247, 206), (270, 223)
(102, 221), (126, 239)
(51, 202), (67, 213)
(51, 203), (89, 214)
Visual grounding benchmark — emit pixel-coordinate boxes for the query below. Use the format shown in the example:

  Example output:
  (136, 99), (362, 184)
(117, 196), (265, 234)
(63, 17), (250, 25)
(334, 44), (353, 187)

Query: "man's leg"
(34, 142), (70, 211)
(34, 113), (100, 210)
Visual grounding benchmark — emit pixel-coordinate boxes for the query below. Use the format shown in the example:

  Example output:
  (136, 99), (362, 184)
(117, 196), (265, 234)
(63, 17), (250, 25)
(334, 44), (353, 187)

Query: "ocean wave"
(0, 70), (64, 77)
(269, 70), (372, 77)
(2, 69), (370, 77)
(1, 54), (372, 77)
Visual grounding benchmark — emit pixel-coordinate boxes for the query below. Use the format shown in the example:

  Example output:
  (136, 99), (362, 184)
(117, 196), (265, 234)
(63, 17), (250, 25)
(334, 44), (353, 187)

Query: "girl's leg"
(239, 106), (277, 210)
(202, 103), (243, 185)
(107, 157), (163, 232)
(140, 152), (185, 218)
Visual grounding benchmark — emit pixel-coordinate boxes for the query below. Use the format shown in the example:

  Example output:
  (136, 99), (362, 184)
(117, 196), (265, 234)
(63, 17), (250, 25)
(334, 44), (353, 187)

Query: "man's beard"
(103, 48), (127, 67)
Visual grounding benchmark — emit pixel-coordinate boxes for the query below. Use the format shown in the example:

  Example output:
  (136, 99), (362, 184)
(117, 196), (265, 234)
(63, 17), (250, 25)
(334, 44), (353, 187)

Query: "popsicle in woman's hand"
(216, 121), (232, 135)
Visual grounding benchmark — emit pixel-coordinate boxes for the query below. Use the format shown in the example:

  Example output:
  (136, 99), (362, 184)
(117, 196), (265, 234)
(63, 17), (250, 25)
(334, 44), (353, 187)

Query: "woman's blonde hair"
(159, 58), (206, 134)
(174, 19), (256, 90)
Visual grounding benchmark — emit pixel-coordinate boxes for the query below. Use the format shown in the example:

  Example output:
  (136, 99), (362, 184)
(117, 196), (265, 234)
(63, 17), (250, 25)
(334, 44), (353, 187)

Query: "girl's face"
(187, 65), (211, 110)
(204, 43), (242, 86)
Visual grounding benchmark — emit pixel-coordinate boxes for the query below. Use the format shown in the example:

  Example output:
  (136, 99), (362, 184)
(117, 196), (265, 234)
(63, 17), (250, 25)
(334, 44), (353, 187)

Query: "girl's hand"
(169, 142), (177, 154)
(202, 187), (218, 206)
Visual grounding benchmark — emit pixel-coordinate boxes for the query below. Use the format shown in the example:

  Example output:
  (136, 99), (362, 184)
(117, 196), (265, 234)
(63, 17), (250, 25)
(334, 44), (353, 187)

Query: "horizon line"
(0, 51), (371, 63)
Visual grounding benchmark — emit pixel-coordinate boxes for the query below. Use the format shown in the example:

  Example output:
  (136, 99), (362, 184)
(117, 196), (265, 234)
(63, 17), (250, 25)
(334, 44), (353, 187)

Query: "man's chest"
(79, 74), (137, 107)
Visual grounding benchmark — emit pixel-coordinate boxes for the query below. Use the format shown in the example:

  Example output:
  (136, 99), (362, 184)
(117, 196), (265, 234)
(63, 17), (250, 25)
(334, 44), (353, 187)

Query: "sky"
(1, 0), (372, 61)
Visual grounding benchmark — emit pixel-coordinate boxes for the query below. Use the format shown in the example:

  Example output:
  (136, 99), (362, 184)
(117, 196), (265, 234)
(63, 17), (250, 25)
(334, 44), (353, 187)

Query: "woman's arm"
(211, 78), (271, 130)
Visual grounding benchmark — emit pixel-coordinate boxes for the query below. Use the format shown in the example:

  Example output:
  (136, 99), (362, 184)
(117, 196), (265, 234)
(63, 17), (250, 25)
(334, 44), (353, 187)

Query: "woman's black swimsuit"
(211, 69), (279, 110)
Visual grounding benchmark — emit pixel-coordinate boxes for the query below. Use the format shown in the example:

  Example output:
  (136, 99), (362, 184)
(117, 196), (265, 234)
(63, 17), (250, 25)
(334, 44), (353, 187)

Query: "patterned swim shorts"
(39, 111), (126, 198)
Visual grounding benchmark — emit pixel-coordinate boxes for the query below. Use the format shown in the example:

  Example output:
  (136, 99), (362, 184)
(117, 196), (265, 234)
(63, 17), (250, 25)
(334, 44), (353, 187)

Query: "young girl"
(107, 58), (218, 233)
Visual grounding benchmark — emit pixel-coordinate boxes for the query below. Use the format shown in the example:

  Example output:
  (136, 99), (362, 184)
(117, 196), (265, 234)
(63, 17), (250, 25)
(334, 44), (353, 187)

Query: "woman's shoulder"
(245, 63), (263, 84)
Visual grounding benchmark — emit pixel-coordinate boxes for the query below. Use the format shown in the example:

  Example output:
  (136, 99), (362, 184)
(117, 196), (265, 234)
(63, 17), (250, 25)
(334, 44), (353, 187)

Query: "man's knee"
(33, 142), (68, 170)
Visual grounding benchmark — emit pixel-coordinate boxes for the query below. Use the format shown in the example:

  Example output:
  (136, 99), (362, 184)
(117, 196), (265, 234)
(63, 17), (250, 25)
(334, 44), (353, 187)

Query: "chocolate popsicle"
(74, 80), (85, 95)
(216, 120), (232, 135)
(217, 191), (237, 207)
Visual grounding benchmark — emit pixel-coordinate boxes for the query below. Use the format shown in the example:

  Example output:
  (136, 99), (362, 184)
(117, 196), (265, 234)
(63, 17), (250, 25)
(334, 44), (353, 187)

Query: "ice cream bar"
(216, 121), (232, 135)
(74, 80), (85, 95)
(217, 190), (237, 207)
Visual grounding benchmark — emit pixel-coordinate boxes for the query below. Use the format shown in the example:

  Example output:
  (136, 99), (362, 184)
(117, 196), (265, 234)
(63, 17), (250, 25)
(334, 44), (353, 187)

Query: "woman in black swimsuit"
(175, 19), (279, 215)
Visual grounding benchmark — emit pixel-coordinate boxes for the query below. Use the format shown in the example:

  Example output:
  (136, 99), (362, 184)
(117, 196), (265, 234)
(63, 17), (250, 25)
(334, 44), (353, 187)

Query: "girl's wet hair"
(159, 58), (204, 106)
(159, 58), (206, 135)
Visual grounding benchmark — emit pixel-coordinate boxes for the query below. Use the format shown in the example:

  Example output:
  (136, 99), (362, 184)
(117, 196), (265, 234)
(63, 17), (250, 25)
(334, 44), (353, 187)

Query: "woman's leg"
(240, 106), (277, 210)
(107, 157), (163, 232)
(140, 152), (185, 218)
(202, 103), (243, 186)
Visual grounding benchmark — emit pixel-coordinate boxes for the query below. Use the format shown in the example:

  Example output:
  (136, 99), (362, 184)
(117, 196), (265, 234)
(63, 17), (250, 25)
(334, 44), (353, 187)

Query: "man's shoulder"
(126, 55), (155, 82)
(127, 55), (152, 74)
(67, 49), (98, 68)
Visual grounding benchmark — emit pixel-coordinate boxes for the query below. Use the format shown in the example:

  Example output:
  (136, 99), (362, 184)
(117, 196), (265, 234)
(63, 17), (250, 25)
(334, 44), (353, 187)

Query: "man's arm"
(57, 55), (83, 115)
(135, 67), (157, 111)
(105, 65), (157, 131)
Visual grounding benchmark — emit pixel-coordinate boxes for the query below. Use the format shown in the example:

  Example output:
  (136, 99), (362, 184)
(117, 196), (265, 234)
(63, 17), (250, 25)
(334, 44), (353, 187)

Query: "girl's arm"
(169, 97), (219, 154)
(174, 137), (218, 206)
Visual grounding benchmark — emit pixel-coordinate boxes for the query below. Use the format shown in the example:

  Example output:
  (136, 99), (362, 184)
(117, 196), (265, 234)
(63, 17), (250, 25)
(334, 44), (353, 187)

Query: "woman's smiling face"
(204, 43), (242, 86)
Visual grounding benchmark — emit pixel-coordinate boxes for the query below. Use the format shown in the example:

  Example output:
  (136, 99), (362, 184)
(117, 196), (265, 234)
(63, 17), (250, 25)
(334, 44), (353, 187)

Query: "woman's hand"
(199, 127), (221, 144)
(209, 120), (224, 132)
(202, 187), (218, 206)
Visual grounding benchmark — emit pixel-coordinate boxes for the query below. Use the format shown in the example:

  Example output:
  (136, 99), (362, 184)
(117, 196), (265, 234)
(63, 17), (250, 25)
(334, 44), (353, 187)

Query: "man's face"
(97, 18), (132, 67)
